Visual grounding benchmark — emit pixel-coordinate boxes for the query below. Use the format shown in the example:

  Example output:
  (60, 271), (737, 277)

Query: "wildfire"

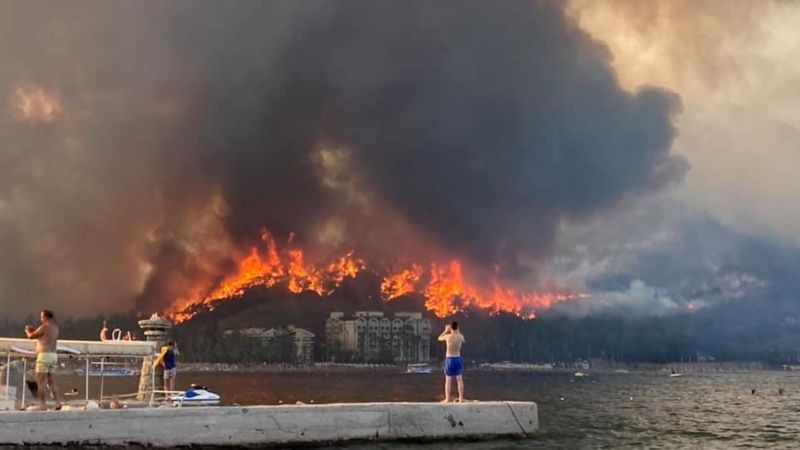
(380, 264), (424, 301)
(167, 230), (586, 323)
(383, 260), (586, 318)
(167, 230), (365, 323)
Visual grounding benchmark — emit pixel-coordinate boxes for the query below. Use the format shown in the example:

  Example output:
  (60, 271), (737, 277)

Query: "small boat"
(406, 363), (432, 374)
(170, 384), (221, 407)
(669, 373), (683, 378)
(573, 371), (588, 377)
(88, 362), (138, 377)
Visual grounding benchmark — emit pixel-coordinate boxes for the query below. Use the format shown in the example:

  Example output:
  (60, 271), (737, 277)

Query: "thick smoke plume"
(0, 0), (686, 318)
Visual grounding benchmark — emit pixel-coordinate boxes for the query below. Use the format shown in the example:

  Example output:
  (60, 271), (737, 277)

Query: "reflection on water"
(56, 370), (800, 448)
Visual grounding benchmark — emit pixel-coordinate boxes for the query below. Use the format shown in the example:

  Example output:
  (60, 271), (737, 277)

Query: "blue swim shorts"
(444, 356), (464, 376)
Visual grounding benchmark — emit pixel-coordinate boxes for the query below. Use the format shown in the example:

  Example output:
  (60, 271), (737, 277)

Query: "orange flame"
(166, 230), (586, 323)
(385, 260), (587, 318)
(380, 264), (424, 301)
(167, 230), (364, 323)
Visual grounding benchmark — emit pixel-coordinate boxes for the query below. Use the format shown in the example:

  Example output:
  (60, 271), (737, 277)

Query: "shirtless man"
(25, 310), (62, 410)
(438, 321), (465, 403)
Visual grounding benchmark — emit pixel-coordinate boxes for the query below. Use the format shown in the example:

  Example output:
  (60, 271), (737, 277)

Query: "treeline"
(451, 310), (800, 365)
(172, 324), (300, 363)
(4, 305), (800, 365)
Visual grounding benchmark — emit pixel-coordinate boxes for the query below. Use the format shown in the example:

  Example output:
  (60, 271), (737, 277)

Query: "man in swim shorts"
(438, 321), (465, 403)
(25, 310), (62, 411)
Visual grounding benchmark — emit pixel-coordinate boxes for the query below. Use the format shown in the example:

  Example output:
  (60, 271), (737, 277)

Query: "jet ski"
(169, 384), (221, 407)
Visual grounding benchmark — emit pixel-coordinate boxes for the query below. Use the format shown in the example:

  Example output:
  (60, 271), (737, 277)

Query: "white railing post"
(21, 357), (27, 408)
(99, 357), (105, 401)
(4, 352), (10, 401)
(149, 356), (155, 407)
(84, 357), (90, 403)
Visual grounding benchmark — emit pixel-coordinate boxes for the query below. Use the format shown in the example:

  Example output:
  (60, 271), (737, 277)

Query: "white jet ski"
(170, 384), (221, 407)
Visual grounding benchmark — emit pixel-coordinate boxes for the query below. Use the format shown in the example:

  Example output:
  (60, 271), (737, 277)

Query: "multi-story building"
(225, 325), (315, 365)
(325, 311), (431, 363)
(286, 325), (315, 365)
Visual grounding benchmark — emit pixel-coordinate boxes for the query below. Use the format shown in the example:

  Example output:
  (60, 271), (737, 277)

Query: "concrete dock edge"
(0, 401), (537, 447)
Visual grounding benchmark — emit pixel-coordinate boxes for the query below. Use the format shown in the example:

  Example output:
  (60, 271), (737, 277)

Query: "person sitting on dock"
(438, 321), (465, 403)
(155, 341), (180, 394)
(24, 310), (62, 411)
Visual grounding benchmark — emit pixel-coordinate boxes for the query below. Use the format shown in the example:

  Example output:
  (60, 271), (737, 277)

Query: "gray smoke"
(548, 193), (800, 318)
(0, 0), (687, 318)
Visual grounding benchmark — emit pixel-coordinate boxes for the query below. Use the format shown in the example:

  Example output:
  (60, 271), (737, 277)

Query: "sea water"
(58, 369), (800, 448)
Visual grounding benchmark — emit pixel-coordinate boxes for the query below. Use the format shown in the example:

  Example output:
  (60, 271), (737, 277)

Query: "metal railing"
(2, 349), (158, 409)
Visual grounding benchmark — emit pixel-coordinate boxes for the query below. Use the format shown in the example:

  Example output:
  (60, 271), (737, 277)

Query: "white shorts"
(163, 368), (177, 379)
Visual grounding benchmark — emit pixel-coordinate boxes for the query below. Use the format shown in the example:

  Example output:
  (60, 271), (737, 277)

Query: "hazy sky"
(1, 0), (798, 320)
(568, 0), (800, 242)
(548, 0), (800, 315)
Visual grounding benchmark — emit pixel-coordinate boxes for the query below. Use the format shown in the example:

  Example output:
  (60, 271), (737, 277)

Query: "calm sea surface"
(62, 370), (800, 448)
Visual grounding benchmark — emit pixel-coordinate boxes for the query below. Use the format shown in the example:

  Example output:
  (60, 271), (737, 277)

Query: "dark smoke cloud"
(0, 0), (686, 318)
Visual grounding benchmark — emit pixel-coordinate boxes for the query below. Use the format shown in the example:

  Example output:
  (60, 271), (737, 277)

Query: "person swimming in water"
(438, 321), (465, 403)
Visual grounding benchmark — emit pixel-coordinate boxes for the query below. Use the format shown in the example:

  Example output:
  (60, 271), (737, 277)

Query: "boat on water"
(573, 371), (588, 377)
(87, 362), (138, 377)
(669, 369), (683, 377)
(406, 363), (432, 374)
(169, 385), (221, 407)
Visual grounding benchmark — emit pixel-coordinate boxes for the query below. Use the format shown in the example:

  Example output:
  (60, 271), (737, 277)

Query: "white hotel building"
(325, 311), (431, 363)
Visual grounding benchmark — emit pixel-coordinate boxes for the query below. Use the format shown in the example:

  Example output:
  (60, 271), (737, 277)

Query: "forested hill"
(4, 287), (800, 365)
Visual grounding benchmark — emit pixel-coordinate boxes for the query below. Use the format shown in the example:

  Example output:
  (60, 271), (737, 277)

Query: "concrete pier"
(0, 402), (537, 446)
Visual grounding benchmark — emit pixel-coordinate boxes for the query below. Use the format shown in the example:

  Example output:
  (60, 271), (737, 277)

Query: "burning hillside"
(1, 2), (686, 319)
(166, 229), (587, 323)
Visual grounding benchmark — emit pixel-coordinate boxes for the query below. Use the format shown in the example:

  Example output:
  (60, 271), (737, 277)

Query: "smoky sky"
(546, 193), (800, 319)
(0, 0), (687, 318)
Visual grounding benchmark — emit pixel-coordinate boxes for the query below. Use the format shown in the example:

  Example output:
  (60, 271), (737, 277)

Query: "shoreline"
(179, 361), (776, 374)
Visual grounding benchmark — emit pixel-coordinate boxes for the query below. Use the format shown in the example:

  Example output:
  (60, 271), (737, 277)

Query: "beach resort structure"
(325, 311), (431, 363)
(136, 314), (172, 400)
(1, 337), (156, 411)
(225, 325), (316, 365)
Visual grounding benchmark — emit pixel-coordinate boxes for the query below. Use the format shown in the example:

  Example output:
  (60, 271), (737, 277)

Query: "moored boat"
(88, 362), (138, 377)
(169, 384), (221, 406)
(406, 363), (432, 374)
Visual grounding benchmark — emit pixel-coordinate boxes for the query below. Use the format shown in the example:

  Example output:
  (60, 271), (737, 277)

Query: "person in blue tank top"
(438, 321), (465, 403)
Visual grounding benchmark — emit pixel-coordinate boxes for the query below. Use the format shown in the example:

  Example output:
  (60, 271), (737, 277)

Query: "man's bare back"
(441, 331), (464, 357)
(438, 321), (465, 403)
